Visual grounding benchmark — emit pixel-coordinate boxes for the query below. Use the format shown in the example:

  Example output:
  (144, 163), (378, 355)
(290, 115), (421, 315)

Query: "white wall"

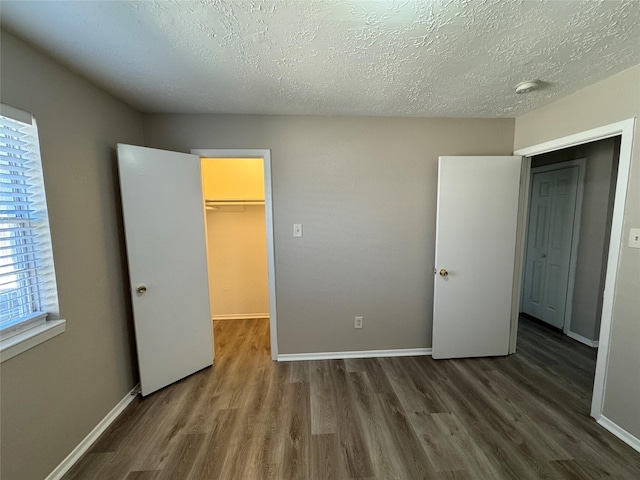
(206, 206), (270, 318)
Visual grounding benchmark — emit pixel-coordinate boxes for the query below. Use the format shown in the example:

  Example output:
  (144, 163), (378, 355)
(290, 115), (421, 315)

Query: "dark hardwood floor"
(63, 317), (640, 479)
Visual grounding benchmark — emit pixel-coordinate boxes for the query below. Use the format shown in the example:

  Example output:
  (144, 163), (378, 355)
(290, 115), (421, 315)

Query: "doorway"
(201, 158), (269, 320)
(512, 119), (634, 420)
(201, 157), (271, 356)
(118, 145), (278, 396)
(193, 149), (279, 360)
(520, 137), (620, 347)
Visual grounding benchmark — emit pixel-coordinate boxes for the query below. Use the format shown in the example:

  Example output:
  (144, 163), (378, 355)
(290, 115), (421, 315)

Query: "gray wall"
(515, 64), (640, 438)
(531, 137), (619, 341)
(0, 31), (144, 480)
(143, 114), (515, 354)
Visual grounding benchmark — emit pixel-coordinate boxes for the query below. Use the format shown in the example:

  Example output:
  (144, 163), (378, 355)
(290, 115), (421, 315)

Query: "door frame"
(520, 159), (586, 334)
(511, 118), (635, 419)
(192, 148), (279, 360)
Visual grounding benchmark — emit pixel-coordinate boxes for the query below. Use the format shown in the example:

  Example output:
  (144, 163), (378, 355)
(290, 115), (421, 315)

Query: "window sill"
(0, 319), (66, 363)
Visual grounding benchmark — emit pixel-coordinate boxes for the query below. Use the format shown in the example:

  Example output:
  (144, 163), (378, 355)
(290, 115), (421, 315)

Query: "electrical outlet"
(354, 316), (363, 329)
(629, 228), (640, 249)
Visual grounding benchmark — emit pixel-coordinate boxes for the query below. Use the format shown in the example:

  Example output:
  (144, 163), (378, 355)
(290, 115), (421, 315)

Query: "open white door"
(118, 144), (213, 396)
(433, 156), (522, 359)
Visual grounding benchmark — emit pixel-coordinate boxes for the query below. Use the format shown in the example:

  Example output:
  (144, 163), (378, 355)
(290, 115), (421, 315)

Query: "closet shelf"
(205, 199), (265, 206)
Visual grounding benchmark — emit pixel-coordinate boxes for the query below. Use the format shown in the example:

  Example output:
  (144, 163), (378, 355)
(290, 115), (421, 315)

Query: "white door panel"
(432, 156), (522, 359)
(522, 166), (579, 328)
(530, 259), (545, 313)
(118, 144), (214, 396)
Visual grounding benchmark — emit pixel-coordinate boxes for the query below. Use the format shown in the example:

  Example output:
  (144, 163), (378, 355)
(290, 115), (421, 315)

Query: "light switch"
(629, 228), (640, 249)
(293, 224), (303, 238)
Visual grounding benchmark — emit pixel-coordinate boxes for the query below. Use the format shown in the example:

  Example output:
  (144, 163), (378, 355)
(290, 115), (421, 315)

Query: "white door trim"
(513, 118), (636, 420)
(192, 148), (279, 360)
(509, 157), (532, 353)
(521, 159), (586, 334)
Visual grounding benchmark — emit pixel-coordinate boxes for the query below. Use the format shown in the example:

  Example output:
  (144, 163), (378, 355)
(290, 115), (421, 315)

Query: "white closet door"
(522, 166), (580, 328)
(118, 144), (213, 396)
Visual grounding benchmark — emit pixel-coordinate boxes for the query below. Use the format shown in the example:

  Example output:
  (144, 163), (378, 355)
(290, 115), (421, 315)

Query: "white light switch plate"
(293, 224), (303, 237)
(629, 228), (640, 249)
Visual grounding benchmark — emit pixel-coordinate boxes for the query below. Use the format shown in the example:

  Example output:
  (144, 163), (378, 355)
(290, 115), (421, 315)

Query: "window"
(0, 104), (63, 361)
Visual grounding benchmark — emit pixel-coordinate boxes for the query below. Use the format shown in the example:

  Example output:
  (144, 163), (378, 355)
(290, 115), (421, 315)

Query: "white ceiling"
(1, 1), (639, 117)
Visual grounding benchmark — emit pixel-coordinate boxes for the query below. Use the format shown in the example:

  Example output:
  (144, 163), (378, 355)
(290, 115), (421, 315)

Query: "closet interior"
(201, 158), (270, 323)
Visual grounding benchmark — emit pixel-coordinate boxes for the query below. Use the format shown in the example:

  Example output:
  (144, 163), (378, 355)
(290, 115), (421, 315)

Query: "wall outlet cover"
(629, 228), (640, 249)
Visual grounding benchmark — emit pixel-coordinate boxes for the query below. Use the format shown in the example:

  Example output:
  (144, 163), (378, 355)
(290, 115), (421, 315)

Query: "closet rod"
(205, 199), (265, 206)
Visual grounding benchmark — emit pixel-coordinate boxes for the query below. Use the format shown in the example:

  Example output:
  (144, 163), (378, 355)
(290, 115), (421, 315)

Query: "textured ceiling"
(1, 0), (639, 117)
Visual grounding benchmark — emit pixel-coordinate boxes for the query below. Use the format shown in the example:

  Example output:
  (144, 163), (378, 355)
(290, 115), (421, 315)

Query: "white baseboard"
(211, 313), (270, 321)
(45, 384), (140, 480)
(596, 415), (640, 453)
(567, 330), (599, 348)
(277, 348), (432, 362)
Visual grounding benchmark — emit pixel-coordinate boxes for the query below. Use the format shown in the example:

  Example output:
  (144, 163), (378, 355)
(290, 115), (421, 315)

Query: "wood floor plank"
(431, 360), (560, 480)
(131, 379), (204, 472)
(256, 365), (292, 473)
(309, 433), (345, 480)
(379, 356), (448, 414)
(327, 360), (375, 478)
(457, 360), (574, 463)
(282, 381), (311, 480)
(156, 433), (205, 480)
(309, 360), (338, 434)
(431, 413), (503, 480)
(375, 392), (440, 479)
(64, 452), (116, 480)
(124, 472), (159, 480)
(344, 358), (395, 393)
(488, 350), (640, 475)
(408, 411), (465, 473)
(435, 471), (473, 480)
(190, 408), (240, 479)
(79, 380), (198, 480)
(61, 317), (640, 480)
(349, 370), (406, 479)
(89, 395), (147, 453)
(288, 360), (309, 384)
(222, 367), (281, 479)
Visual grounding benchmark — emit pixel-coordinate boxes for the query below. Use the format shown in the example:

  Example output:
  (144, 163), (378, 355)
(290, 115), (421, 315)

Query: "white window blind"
(0, 109), (58, 339)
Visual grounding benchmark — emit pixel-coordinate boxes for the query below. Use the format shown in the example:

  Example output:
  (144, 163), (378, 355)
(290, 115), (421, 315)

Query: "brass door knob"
(136, 285), (147, 294)
(439, 269), (448, 277)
